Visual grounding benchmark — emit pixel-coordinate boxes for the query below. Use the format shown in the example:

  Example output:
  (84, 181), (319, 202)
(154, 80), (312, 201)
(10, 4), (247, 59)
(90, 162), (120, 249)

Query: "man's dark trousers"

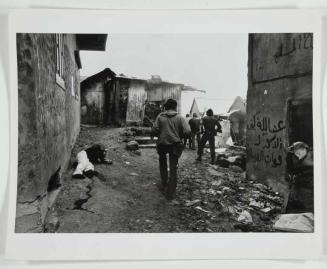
(157, 144), (183, 198)
(197, 132), (216, 163)
(190, 131), (200, 149)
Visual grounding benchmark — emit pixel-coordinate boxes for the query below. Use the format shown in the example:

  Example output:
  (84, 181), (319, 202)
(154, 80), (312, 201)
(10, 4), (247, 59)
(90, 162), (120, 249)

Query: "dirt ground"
(44, 126), (284, 233)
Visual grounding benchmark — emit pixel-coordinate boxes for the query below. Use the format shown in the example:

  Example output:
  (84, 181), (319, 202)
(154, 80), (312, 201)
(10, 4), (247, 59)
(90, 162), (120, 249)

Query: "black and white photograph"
(14, 32), (314, 234)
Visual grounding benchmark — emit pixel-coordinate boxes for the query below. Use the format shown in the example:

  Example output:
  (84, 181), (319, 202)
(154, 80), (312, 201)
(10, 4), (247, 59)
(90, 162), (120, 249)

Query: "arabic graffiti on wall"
(273, 33), (313, 64)
(247, 112), (285, 168)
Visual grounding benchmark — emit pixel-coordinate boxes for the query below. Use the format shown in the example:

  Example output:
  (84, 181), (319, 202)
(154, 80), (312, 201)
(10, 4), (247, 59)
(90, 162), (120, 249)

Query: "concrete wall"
(246, 33), (313, 200)
(17, 33), (81, 230)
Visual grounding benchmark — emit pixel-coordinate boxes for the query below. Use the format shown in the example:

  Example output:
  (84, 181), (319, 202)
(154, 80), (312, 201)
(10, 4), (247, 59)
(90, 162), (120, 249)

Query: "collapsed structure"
(246, 33), (313, 211)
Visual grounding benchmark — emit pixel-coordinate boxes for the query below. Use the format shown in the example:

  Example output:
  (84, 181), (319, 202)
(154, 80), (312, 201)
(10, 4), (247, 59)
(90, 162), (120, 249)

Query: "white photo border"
(5, 8), (324, 260)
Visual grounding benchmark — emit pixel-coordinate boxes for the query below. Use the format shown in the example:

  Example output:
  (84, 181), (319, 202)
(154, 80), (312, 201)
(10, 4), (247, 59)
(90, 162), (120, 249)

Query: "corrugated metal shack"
(108, 75), (148, 126)
(80, 71), (191, 126)
(144, 75), (183, 122)
(80, 68), (116, 125)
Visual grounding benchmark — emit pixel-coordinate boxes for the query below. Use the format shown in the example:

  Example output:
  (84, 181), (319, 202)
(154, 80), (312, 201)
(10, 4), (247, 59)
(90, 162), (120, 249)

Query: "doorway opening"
(286, 98), (314, 213)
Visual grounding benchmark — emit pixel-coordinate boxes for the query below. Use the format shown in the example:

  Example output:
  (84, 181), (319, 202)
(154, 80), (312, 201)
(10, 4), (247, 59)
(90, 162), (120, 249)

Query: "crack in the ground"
(73, 179), (95, 213)
(19, 194), (45, 204)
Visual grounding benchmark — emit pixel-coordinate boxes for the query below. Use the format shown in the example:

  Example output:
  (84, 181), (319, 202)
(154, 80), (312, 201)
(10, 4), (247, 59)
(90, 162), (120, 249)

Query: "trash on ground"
(237, 210), (253, 224)
(129, 172), (139, 176)
(185, 199), (201, 207)
(273, 213), (314, 232)
(126, 141), (139, 151)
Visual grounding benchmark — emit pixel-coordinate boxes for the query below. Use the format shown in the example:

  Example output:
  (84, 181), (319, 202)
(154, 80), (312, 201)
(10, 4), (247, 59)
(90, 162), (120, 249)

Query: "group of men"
(152, 98), (222, 200)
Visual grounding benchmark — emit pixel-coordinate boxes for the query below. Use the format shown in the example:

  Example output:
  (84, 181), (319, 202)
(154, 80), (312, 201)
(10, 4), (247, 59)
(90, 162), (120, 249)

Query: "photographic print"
(15, 32), (314, 234)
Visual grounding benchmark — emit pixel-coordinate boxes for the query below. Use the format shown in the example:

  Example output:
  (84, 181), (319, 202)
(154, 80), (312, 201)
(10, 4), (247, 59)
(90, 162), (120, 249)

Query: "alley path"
(45, 126), (284, 233)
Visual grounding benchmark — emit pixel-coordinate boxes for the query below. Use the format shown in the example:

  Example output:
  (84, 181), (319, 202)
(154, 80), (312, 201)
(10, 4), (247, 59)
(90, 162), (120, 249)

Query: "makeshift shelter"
(80, 72), (201, 126)
(80, 68), (116, 125)
(189, 97), (232, 117)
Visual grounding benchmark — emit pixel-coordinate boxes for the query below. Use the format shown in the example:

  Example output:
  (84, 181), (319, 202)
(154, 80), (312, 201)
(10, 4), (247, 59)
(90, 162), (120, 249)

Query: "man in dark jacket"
(152, 99), (191, 200)
(188, 113), (201, 150)
(197, 109), (222, 164)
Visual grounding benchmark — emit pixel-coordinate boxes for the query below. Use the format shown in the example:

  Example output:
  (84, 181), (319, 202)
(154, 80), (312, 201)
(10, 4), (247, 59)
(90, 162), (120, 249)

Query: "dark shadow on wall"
(286, 98), (314, 213)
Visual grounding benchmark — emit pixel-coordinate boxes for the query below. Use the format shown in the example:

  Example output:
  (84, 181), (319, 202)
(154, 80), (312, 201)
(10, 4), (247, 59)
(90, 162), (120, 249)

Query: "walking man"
(188, 113), (201, 150)
(152, 99), (191, 200)
(197, 109), (222, 164)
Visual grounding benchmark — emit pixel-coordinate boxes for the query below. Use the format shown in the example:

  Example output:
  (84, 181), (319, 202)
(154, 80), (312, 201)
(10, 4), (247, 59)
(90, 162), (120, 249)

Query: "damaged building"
(80, 68), (116, 125)
(246, 33), (313, 212)
(81, 71), (196, 126)
(16, 33), (107, 232)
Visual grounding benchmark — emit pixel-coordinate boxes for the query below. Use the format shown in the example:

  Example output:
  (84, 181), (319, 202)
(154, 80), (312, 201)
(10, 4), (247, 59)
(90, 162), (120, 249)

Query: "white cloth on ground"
(73, 150), (94, 176)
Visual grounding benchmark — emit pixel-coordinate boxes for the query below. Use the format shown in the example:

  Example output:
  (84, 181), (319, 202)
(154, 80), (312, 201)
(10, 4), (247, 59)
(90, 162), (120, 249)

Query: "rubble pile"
(126, 140), (139, 151)
(121, 127), (157, 150)
(121, 127), (152, 139)
(214, 146), (246, 170)
(273, 213), (314, 232)
(175, 150), (284, 232)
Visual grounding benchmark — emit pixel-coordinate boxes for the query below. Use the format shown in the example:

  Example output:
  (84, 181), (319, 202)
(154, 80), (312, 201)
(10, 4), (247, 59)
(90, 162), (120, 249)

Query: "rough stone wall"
(246, 33), (313, 200)
(17, 33), (80, 205)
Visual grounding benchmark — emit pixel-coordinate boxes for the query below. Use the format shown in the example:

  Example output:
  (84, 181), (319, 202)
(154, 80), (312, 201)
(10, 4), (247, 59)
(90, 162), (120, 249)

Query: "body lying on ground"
(72, 144), (112, 179)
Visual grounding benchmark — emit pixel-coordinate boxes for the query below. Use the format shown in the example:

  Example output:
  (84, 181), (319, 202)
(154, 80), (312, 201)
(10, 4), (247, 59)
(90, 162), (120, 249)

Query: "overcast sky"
(80, 34), (248, 115)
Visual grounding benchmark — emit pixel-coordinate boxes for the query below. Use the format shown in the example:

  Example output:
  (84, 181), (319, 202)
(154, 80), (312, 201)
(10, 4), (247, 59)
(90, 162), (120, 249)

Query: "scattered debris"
(211, 180), (222, 186)
(185, 199), (201, 207)
(139, 144), (156, 149)
(134, 136), (157, 145)
(273, 213), (314, 232)
(129, 172), (139, 177)
(249, 200), (265, 209)
(103, 159), (113, 165)
(195, 206), (211, 214)
(237, 210), (253, 224)
(261, 207), (273, 213)
(229, 165), (244, 173)
(176, 145), (284, 232)
(126, 141), (139, 151)
(207, 167), (223, 177)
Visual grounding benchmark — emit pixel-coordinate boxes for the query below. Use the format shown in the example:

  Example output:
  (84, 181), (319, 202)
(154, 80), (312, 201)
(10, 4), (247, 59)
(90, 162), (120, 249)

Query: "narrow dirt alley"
(44, 126), (284, 233)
